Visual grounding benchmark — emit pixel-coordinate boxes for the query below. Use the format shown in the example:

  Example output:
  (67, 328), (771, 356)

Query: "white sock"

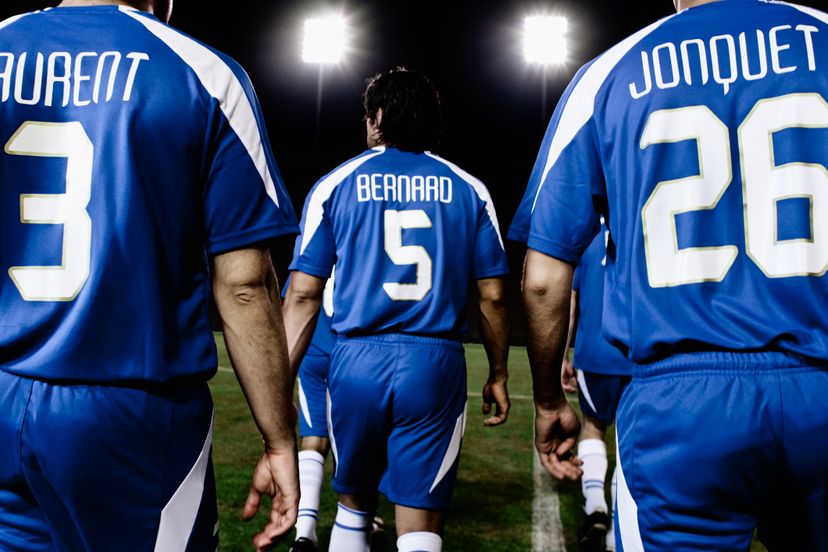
(579, 438), (608, 515)
(606, 465), (618, 551)
(329, 503), (371, 552)
(295, 451), (325, 542)
(397, 531), (442, 552)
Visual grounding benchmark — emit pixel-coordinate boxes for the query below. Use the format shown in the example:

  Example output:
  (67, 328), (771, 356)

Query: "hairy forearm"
(477, 277), (510, 381)
(282, 271), (326, 379)
(522, 249), (574, 409)
(213, 249), (294, 449)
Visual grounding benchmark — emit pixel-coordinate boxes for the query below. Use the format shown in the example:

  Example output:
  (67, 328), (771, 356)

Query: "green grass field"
(210, 335), (767, 551)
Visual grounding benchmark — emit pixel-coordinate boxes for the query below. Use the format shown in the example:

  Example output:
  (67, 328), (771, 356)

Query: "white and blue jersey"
(0, 6), (297, 383)
(291, 146), (508, 338)
(572, 229), (631, 377)
(510, 2), (828, 549)
(510, 0), (828, 366)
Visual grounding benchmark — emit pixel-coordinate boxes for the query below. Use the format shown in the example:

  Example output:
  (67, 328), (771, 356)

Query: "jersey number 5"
(642, 93), (828, 288)
(6, 121), (93, 301)
(383, 209), (433, 301)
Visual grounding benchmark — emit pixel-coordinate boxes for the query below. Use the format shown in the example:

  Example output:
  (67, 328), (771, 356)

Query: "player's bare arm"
(477, 277), (511, 427)
(522, 248), (583, 481)
(282, 270), (326, 378)
(561, 290), (579, 394)
(211, 247), (299, 549)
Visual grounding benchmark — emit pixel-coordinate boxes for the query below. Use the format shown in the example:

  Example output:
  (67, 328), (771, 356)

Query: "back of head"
(363, 67), (441, 153)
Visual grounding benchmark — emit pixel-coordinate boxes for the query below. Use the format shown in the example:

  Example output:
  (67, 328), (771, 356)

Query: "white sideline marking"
(533, 452), (567, 552)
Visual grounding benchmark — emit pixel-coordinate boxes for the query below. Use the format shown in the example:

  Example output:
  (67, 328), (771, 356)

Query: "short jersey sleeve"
(201, 60), (298, 255)
(288, 185), (337, 279)
(473, 200), (509, 280)
(511, 62), (605, 264)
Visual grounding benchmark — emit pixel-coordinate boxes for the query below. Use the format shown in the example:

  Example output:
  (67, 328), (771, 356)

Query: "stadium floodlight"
(523, 15), (568, 66)
(302, 15), (348, 64)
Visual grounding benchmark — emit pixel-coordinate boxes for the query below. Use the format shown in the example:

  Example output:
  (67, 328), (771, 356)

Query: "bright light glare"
(523, 15), (568, 65)
(302, 15), (347, 64)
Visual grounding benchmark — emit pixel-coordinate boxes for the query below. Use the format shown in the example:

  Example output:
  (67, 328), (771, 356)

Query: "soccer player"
(559, 227), (631, 552)
(282, 67), (511, 552)
(0, 1), (300, 550)
(513, 0), (828, 550)
(286, 274), (336, 552)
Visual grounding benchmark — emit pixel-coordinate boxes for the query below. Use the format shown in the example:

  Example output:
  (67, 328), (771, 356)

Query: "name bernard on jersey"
(357, 173), (453, 204)
(629, 24), (819, 98)
(0, 50), (149, 107)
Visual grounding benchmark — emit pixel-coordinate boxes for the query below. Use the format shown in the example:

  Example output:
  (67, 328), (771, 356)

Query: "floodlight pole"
(315, 65), (324, 153)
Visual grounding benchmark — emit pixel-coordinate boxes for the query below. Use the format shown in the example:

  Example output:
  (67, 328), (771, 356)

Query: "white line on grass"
(533, 452), (567, 552)
(216, 367), (536, 401)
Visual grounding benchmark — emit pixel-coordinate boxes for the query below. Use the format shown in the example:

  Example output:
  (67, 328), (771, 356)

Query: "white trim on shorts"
(153, 411), (214, 552)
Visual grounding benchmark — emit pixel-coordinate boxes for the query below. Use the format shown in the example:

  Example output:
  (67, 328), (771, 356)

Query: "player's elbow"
(477, 277), (507, 308)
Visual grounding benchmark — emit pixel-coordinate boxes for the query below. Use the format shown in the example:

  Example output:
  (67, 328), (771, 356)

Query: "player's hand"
(561, 355), (577, 394)
(243, 445), (300, 551)
(534, 400), (583, 481)
(482, 376), (510, 426)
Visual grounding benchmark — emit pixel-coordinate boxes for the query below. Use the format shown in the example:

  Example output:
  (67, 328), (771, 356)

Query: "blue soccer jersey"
(572, 227), (631, 376)
(511, 0), (828, 365)
(290, 147), (508, 338)
(0, 7), (297, 382)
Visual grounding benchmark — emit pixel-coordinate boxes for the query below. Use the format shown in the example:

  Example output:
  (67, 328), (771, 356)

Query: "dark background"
(4, 0), (825, 340)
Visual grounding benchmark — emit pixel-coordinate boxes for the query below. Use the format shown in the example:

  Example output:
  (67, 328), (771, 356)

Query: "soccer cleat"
(289, 537), (317, 552)
(578, 511), (610, 552)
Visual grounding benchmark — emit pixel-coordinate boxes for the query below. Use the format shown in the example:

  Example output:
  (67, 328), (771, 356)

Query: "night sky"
(3, 0), (826, 336)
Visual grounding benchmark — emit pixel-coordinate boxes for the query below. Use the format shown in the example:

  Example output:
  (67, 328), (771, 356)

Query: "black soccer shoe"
(578, 511), (610, 552)
(289, 537), (318, 552)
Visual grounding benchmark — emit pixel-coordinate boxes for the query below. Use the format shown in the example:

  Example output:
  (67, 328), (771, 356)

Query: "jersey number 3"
(642, 93), (828, 288)
(6, 121), (93, 301)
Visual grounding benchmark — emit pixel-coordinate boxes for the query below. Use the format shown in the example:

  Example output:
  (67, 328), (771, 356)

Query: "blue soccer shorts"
(0, 370), (218, 552)
(615, 352), (828, 552)
(297, 352), (331, 439)
(576, 369), (631, 425)
(327, 334), (467, 510)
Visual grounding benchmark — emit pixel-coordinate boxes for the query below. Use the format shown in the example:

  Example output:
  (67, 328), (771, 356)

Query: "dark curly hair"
(363, 67), (442, 153)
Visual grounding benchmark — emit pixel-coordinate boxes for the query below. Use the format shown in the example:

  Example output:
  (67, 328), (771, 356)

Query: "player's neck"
(675, 0), (721, 10)
(58, 0), (149, 11)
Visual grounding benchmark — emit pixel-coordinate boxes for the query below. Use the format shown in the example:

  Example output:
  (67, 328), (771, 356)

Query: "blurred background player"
(560, 226), (631, 552)
(285, 273), (336, 552)
(282, 67), (511, 552)
(0, 1), (300, 550)
(514, 0), (828, 550)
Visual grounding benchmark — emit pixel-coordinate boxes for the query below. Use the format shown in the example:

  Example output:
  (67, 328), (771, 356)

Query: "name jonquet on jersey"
(0, 51), (149, 106)
(630, 24), (819, 98)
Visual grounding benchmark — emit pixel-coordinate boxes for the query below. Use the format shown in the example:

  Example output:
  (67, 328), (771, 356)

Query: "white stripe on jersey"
(530, 14), (677, 212)
(783, 1), (828, 24)
(0, 12), (33, 30)
(119, 7), (283, 208)
(425, 152), (505, 249)
(299, 148), (387, 255)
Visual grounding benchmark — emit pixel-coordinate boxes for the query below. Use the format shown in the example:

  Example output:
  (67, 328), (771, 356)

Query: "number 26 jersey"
(510, 0), (828, 364)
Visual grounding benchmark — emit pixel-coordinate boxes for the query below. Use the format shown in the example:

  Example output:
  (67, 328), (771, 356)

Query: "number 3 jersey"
(290, 146), (508, 338)
(510, 0), (828, 365)
(0, 7), (298, 382)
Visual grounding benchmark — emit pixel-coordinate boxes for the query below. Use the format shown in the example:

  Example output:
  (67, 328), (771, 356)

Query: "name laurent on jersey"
(0, 51), (149, 107)
(629, 24), (819, 98)
(356, 173), (454, 204)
